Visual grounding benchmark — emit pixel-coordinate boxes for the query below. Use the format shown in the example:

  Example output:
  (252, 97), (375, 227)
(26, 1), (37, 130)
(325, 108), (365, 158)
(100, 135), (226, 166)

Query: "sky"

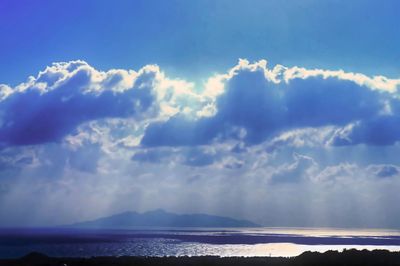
(0, 0), (400, 228)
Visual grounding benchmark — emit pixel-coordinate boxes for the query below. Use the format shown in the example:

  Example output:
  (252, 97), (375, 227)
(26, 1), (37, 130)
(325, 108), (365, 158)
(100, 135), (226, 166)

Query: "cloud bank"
(142, 59), (400, 147)
(1, 59), (400, 228)
(1, 59), (400, 148)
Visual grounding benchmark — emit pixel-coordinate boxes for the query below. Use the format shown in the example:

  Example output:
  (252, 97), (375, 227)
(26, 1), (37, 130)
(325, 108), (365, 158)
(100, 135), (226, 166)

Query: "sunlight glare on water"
(2, 227), (400, 258)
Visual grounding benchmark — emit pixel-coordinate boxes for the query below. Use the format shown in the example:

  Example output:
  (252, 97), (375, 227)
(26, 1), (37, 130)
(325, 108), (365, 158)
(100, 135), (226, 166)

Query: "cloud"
(2, 59), (400, 228)
(367, 164), (400, 178)
(270, 153), (318, 183)
(330, 116), (400, 146)
(314, 163), (359, 183)
(220, 157), (244, 169)
(2, 59), (400, 148)
(131, 149), (169, 164)
(182, 148), (217, 167)
(2, 132), (400, 227)
(142, 59), (400, 147)
(0, 61), (199, 147)
(131, 146), (219, 168)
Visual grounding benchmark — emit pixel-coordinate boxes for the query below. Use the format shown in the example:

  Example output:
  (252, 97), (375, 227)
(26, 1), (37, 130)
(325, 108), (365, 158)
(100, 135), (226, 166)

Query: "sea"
(1, 227), (400, 258)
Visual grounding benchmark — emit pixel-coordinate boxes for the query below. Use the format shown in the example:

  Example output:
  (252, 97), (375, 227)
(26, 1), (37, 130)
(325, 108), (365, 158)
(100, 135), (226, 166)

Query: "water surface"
(1, 227), (400, 258)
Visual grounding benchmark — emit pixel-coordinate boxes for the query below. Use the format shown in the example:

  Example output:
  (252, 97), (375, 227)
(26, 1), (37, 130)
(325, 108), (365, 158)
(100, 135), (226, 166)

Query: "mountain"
(68, 209), (259, 228)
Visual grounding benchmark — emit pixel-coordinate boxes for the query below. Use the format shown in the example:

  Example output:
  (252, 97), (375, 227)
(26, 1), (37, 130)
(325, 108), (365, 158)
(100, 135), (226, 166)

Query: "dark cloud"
(284, 77), (381, 127)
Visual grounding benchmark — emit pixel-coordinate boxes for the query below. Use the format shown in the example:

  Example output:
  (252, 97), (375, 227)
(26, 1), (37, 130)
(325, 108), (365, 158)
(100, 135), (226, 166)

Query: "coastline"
(1, 249), (400, 266)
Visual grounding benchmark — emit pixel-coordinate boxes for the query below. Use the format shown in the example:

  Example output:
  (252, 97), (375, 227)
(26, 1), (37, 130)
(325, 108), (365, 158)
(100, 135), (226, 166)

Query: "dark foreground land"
(1, 249), (400, 266)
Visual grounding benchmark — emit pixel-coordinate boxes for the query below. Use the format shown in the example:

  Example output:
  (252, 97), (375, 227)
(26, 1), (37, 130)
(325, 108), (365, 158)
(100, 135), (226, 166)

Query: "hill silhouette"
(68, 209), (260, 228)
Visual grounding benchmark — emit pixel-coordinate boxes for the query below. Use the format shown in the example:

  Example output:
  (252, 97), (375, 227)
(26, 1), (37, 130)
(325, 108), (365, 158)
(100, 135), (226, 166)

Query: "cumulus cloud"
(142, 59), (400, 147)
(0, 60), (200, 147)
(2, 59), (400, 148)
(0, 61), (155, 146)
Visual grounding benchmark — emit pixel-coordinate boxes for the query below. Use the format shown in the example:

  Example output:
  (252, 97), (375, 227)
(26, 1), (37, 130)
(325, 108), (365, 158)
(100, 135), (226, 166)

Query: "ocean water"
(1, 227), (400, 258)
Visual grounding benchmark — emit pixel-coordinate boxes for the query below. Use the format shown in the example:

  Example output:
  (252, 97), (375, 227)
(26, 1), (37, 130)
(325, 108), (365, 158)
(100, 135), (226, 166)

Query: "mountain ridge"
(68, 209), (260, 228)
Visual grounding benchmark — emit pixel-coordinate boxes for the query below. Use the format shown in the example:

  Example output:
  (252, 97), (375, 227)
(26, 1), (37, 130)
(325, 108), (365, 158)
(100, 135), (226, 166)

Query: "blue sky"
(1, 0), (400, 85)
(1, 1), (400, 228)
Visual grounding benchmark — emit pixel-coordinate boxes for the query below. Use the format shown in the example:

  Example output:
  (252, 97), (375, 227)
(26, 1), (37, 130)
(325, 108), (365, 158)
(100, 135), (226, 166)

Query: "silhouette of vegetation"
(1, 249), (400, 266)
